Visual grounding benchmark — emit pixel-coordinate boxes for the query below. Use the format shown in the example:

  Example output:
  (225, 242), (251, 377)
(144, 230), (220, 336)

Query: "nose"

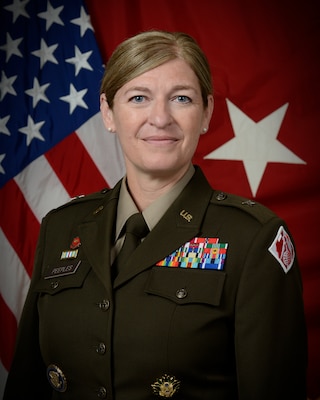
(148, 99), (173, 129)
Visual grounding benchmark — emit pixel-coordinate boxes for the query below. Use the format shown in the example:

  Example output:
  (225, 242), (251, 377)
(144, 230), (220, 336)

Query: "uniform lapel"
(78, 181), (121, 290)
(114, 168), (214, 288)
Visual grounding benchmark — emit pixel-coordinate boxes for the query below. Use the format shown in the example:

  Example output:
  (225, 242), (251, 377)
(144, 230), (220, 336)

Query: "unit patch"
(268, 226), (295, 273)
(156, 237), (228, 270)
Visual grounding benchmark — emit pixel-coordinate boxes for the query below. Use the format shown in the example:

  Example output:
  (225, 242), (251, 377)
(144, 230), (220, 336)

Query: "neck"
(126, 165), (191, 211)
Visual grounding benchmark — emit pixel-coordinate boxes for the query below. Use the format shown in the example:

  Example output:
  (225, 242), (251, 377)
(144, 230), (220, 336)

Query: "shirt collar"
(115, 165), (195, 241)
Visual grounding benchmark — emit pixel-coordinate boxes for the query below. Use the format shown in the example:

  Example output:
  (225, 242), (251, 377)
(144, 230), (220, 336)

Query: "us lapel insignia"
(180, 209), (192, 223)
(151, 374), (180, 397)
(156, 237), (228, 270)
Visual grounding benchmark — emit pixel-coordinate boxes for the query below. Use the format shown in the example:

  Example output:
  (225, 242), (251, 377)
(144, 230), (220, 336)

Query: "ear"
(204, 94), (214, 128)
(100, 93), (115, 132)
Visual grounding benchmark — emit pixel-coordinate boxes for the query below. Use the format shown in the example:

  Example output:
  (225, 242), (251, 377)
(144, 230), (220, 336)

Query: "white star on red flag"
(205, 100), (306, 196)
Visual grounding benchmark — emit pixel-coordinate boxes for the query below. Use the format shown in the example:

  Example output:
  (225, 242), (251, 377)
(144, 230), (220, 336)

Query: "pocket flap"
(145, 268), (226, 306)
(35, 260), (91, 295)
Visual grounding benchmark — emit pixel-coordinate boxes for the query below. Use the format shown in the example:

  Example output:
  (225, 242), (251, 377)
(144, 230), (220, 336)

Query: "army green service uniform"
(4, 167), (307, 399)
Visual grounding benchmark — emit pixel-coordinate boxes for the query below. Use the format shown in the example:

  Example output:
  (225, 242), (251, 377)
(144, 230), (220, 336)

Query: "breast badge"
(151, 374), (180, 397)
(47, 364), (67, 392)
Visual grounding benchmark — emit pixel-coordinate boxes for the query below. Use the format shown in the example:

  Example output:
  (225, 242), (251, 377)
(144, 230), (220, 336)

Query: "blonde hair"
(100, 30), (213, 108)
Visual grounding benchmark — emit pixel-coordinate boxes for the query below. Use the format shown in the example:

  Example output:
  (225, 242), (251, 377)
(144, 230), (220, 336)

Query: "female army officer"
(4, 30), (307, 399)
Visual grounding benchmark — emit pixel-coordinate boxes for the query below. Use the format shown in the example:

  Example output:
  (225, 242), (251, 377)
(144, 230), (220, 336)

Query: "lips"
(142, 135), (179, 145)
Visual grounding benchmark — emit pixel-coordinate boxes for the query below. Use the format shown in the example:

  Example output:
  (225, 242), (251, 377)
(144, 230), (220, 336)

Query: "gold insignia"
(151, 374), (180, 397)
(93, 205), (104, 215)
(47, 364), (67, 392)
(180, 209), (192, 223)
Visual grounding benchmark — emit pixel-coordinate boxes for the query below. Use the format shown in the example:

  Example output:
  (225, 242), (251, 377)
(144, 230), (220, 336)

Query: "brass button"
(98, 299), (110, 311)
(50, 281), (59, 289)
(97, 386), (107, 398)
(96, 343), (106, 355)
(216, 192), (227, 201)
(176, 288), (187, 299)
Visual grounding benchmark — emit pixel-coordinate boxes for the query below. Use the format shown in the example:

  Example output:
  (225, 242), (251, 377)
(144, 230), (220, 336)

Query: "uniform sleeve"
(235, 217), (307, 399)
(3, 216), (52, 399)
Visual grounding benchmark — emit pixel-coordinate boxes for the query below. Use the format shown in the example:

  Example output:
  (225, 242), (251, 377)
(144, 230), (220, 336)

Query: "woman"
(4, 30), (307, 399)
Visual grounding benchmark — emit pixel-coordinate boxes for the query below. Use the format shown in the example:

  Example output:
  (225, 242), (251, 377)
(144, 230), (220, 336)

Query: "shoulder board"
(69, 187), (111, 203)
(48, 188), (111, 213)
(210, 190), (277, 225)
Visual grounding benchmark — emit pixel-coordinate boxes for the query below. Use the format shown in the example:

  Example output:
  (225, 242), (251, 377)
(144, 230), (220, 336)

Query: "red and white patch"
(268, 226), (295, 273)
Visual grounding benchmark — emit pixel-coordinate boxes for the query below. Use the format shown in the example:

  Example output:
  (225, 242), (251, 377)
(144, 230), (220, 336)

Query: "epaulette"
(48, 187), (111, 213)
(69, 187), (111, 203)
(210, 190), (278, 225)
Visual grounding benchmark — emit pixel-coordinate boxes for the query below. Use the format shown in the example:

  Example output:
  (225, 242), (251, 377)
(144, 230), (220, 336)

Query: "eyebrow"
(124, 85), (198, 95)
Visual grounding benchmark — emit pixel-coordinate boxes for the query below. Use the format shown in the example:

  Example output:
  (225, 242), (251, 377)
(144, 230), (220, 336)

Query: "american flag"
(0, 0), (124, 392)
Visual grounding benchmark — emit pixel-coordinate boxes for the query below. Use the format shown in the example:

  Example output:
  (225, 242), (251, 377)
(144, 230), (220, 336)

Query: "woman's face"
(101, 58), (213, 180)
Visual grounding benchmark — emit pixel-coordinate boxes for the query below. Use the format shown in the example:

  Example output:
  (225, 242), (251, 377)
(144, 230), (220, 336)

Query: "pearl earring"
(108, 127), (112, 132)
(202, 128), (208, 133)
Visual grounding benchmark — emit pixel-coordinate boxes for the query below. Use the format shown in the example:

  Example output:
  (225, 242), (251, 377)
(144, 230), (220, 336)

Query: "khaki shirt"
(112, 165), (195, 262)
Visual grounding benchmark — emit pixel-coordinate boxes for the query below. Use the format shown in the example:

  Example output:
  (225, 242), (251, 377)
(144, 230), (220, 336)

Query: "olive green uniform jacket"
(4, 167), (307, 400)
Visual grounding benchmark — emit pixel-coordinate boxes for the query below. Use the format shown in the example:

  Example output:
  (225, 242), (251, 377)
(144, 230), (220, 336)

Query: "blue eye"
(130, 95), (145, 103)
(175, 95), (191, 103)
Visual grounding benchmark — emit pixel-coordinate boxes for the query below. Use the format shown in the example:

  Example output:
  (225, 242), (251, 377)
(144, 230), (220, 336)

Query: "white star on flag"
(71, 6), (94, 37)
(0, 33), (23, 62)
(0, 153), (6, 174)
(4, 0), (29, 23)
(0, 71), (17, 100)
(66, 46), (93, 76)
(59, 83), (88, 114)
(205, 99), (306, 197)
(37, 2), (64, 31)
(18, 115), (45, 146)
(31, 39), (58, 68)
(0, 115), (11, 136)
(25, 78), (50, 108)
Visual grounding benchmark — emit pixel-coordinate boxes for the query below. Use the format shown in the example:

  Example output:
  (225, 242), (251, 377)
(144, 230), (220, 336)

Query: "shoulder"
(45, 187), (112, 218)
(210, 190), (278, 225)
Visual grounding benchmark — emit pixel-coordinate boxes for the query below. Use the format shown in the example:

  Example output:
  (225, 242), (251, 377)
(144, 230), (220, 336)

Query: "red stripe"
(0, 294), (18, 371)
(45, 133), (108, 197)
(0, 180), (40, 277)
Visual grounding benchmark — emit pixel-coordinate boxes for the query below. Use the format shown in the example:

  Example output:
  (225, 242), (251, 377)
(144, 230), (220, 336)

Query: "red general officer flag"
(87, 0), (319, 397)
